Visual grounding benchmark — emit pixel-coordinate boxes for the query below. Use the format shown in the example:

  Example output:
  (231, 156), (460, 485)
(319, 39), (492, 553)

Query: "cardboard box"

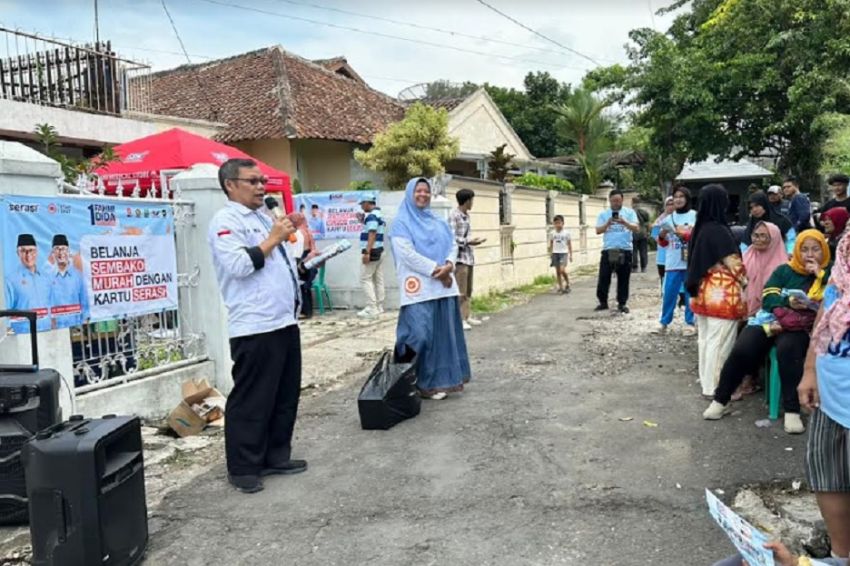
(167, 378), (226, 437)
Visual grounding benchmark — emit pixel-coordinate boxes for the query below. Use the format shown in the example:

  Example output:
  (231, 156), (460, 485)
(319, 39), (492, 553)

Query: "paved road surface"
(145, 271), (808, 565)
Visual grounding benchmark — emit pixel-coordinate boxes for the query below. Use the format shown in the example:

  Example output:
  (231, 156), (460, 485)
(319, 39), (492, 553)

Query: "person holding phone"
(450, 188), (486, 330)
(594, 188), (640, 314)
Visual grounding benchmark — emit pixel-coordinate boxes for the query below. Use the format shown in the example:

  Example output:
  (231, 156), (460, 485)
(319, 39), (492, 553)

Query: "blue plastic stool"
(311, 266), (333, 314)
(764, 346), (781, 420)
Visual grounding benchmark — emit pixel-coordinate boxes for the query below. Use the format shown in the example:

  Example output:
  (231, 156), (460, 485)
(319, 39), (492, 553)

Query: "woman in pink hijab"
(287, 213), (319, 260)
(731, 221), (788, 400)
(742, 221), (788, 316)
(287, 212), (320, 318)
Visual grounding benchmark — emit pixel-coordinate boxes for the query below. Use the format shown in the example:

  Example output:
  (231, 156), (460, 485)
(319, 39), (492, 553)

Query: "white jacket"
(392, 237), (459, 307)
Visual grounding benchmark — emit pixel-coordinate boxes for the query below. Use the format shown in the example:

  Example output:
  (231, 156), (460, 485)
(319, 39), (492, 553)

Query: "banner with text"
(294, 191), (378, 240)
(1, 194), (177, 333)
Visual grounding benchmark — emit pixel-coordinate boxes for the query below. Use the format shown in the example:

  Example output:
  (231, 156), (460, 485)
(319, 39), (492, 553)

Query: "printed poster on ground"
(1, 194), (177, 333)
(706, 489), (775, 566)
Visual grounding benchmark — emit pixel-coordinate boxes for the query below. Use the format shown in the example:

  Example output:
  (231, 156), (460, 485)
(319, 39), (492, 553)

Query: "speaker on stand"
(0, 310), (62, 525)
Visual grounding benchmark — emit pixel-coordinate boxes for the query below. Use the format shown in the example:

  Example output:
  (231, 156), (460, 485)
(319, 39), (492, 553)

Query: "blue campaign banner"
(1, 194), (177, 333)
(294, 191), (377, 240)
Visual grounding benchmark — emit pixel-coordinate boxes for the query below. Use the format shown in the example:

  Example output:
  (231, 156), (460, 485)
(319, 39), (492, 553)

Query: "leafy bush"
(354, 102), (460, 189)
(349, 180), (376, 191)
(512, 172), (575, 193)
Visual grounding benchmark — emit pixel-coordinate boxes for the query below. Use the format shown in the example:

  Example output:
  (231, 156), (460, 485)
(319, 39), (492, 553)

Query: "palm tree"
(553, 88), (616, 193)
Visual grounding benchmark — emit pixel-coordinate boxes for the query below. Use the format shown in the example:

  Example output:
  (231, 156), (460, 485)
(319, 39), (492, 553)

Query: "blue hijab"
(389, 177), (454, 263)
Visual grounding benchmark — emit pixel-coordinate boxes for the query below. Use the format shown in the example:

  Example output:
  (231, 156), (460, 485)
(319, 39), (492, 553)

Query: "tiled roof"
(147, 47), (405, 144)
(424, 97), (466, 111)
(312, 57), (366, 84)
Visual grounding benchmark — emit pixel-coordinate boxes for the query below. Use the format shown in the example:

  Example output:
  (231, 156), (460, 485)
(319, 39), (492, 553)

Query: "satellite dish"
(398, 83), (430, 102)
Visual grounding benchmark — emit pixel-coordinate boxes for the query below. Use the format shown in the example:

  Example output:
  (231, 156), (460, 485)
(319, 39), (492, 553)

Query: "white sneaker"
(682, 325), (697, 337)
(462, 321), (472, 331)
(425, 391), (447, 400)
(703, 401), (730, 420)
(357, 307), (378, 319)
(653, 324), (668, 334)
(784, 413), (805, 434)
(468, 318), (483, 326)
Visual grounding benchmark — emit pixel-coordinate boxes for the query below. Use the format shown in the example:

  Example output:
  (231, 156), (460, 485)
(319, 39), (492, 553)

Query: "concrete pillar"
(169, 164), (234, 393)
(0, 142), (75, 416)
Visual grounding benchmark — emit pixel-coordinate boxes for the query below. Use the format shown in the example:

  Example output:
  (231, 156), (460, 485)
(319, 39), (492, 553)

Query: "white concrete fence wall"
(322, 176), (614, 305)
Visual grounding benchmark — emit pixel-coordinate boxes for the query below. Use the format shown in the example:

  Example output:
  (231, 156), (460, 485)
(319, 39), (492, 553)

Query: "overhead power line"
(267, 0), (605, 61)
(160, 0), (220, 121)
(160, 0), (194, 65)
(193, 0), (591, 72)
(475, 0), (602, 67)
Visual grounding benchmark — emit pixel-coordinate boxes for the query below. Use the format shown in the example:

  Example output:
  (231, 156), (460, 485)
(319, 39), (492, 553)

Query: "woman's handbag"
(357, 350), (421, 430)
(772, 306), (816, 332)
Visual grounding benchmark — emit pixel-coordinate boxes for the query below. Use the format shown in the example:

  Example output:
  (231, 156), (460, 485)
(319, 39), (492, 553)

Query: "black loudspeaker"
(0, 310), (62, 525)
(22, 415), (148, 566)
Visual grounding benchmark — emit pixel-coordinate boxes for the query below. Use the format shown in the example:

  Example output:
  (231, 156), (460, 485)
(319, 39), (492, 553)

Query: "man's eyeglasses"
(231, 177), (269, 186)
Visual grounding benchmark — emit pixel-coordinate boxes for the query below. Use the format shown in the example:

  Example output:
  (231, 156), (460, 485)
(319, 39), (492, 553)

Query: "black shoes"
(594, 304), (608, 311)
(261, 459), (308, 477)
(228, 474), (263, 494)
(618, 305), (630, 314)
(229, 460), (308, 492)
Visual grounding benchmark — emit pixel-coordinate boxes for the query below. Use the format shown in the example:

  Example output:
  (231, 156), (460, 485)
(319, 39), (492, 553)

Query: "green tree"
(586, 0), (850, 190)
(487, 144), (515, 182)
(614, 124), (679, 200)
(34, 123), (120, 183)
(485, 71), (575, 158)
(553, 88), (616, 193)
(354, 103), (460, 190)
(819, 113), (850, 175)
(423, 80), (479, 100)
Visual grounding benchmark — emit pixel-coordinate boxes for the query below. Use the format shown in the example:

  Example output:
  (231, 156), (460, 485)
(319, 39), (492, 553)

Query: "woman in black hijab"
(687, 184), (749, 398)
(742, 191), (791, 246)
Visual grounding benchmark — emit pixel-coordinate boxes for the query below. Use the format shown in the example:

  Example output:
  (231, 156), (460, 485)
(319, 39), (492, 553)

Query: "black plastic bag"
(357, 350), (421, 430)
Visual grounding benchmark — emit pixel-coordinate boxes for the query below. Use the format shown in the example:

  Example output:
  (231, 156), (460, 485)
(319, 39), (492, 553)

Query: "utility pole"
(94, 0), (100, 45)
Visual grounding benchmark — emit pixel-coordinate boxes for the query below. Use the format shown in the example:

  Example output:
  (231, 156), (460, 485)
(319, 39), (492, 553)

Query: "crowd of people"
(588, 175), (850, 563)
(589, 176), (848, 433)
(208, 158), (850, 563)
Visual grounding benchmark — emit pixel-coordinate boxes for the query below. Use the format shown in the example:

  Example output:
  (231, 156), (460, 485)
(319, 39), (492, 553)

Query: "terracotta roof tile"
(147, 47), (404, 144)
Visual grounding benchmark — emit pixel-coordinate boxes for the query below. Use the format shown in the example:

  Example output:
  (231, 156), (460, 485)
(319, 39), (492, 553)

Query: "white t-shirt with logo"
(550, 229), (571, 255)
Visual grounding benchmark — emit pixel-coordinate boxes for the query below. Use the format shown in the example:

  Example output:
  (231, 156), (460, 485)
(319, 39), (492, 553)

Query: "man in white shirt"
(207, 158), (306, 494)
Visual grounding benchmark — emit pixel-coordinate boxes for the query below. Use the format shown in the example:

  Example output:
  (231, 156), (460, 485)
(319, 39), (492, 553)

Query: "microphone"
(264, 196), (298, 243)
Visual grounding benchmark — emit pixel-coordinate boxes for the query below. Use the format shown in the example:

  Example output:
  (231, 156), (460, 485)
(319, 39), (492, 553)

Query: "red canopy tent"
(94, 128), (293, 211)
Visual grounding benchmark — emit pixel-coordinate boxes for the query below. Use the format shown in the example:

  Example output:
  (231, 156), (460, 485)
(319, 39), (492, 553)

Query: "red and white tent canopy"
(94, 128), (293, 211)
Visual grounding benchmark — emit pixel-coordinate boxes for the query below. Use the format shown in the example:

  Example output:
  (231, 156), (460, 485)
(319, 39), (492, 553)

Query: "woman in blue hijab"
(390, 177), (471, 400)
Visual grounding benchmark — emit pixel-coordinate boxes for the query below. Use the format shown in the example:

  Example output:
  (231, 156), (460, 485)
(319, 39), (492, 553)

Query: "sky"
(0, 0), (682, 97)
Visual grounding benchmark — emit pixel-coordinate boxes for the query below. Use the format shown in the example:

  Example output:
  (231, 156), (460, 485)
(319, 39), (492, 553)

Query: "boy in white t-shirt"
(548, 215), (573, 294)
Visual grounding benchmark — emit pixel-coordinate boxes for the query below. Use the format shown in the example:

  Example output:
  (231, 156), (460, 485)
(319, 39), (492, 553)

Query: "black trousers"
(596, 249), (633, 307)
(714, 326), (809, 412)
(226, 325), (302, 476)
(632, 237), (648, 271)
(300, 267), (317, 318)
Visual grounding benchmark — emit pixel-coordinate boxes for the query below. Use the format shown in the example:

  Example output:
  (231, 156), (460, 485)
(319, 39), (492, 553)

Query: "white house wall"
(447, 90), (533, 161)
(0, 100), (224, 149)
